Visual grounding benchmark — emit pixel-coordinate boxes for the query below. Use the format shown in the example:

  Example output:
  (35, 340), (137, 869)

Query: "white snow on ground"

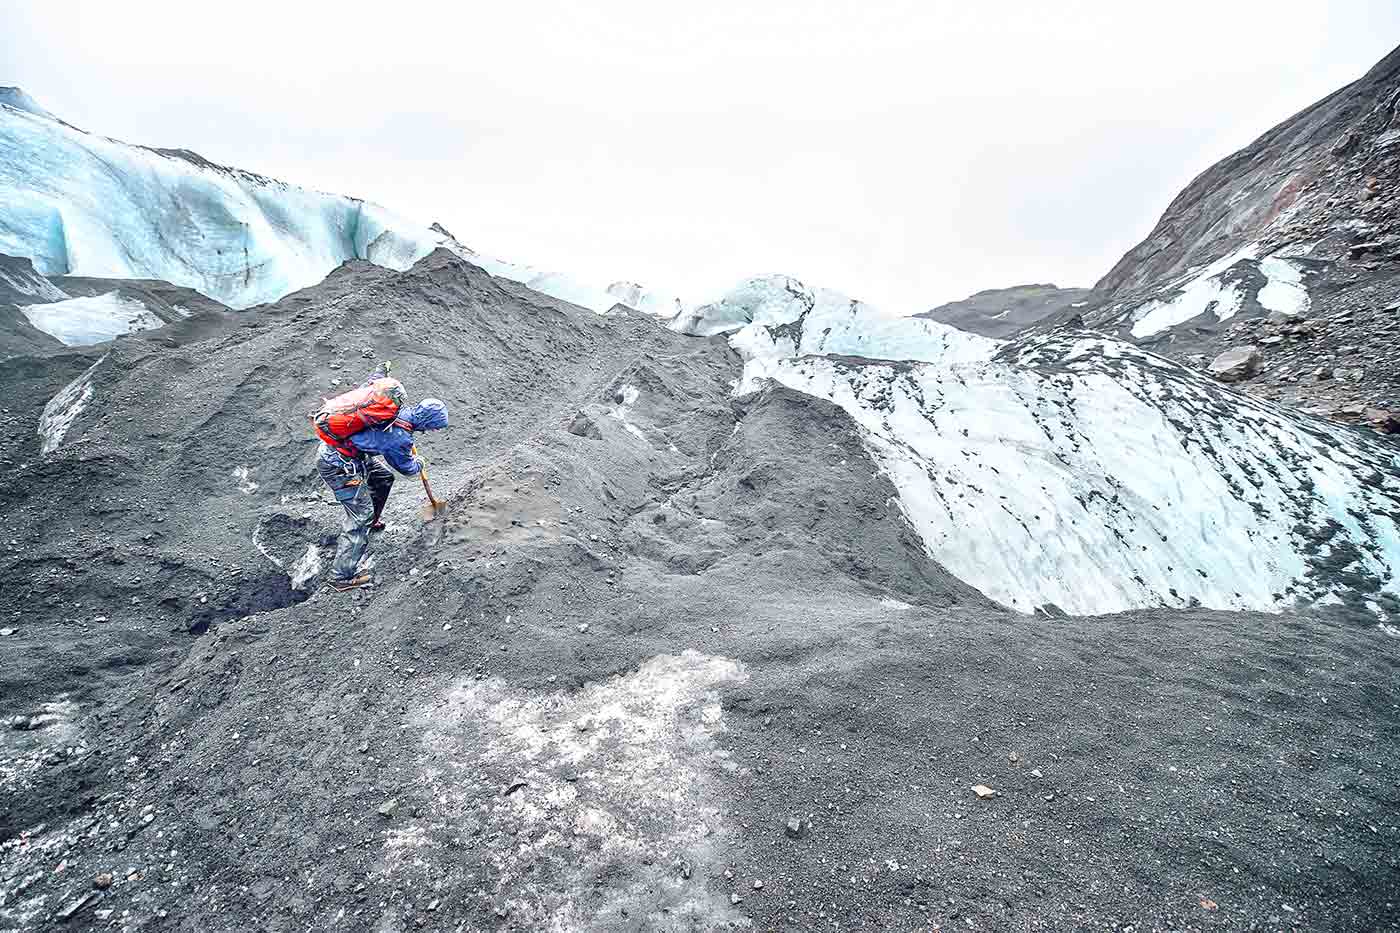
(606, 383), (648, 441)
(1121, 244), (1312, 338)
(737, 336), (1400, 616)
(289, 545), (321, 591)
(251, 524), (285, 570)
(389, 651), (747, 929)
(0, 97), (673, 317)
(19, 292), (163, 346)
(1128, 244), (1259, 338)
(0, 697), (85, 930)
(0, 698), (80, 799)
(37, 354), (105, 454)
(1257, 256), (1310, 317)
(232, 465), (259, 494)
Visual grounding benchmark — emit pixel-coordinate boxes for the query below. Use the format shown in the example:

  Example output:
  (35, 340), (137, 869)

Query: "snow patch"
(289, 545), (322, 591)
(387, 650), (748, 928)
(251, 524), (283, 570)
(20, 291), (163, 346)
(37, 354), (104, 454)
(232, 465), (259, 494)
(606, 383), (648, 441)
(1128, 244), (1258, 338)
(1257, 256), (1310, 317)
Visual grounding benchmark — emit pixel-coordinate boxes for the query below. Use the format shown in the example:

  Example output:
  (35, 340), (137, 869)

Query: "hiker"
(314, 365), (449, 591)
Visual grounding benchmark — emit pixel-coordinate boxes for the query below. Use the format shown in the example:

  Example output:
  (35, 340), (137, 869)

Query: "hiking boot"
(369, 520), (387, 533)
(327, 574), (373, 592)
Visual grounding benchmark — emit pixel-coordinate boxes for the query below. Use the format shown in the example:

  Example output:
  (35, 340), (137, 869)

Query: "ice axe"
(414, 447), (447, 521)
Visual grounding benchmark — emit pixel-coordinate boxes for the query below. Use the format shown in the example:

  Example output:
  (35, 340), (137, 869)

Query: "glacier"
(688, 275), (1399, 618)
(0, 94), (677, 317)
(672, 274), (1000, 366)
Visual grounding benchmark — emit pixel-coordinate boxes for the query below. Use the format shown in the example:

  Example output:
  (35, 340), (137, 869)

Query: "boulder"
(1208, 346), (1261, 383)
(1366, 408), (1400, 433)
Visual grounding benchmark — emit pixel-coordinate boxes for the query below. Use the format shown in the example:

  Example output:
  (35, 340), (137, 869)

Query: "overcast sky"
(4, 2), (1398, 312)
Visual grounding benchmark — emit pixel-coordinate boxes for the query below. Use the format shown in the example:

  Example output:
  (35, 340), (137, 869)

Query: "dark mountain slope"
(1013, 45), (1400, 431)
(1098, 44), (1400, 297)
(916, 283), (1092, 338)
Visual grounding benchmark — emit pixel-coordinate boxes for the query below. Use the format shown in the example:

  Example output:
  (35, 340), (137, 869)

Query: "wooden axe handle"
(414, 448), (441, 507)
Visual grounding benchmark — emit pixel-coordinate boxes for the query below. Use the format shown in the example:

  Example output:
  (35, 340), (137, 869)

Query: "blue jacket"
(318, 394), (449, 477)
(333, 420), (422, 475)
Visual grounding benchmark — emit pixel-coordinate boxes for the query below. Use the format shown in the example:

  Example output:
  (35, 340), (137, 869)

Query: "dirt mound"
(2, 251), (1397, 931)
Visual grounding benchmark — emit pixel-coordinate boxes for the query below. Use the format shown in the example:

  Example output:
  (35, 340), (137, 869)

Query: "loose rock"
(1208, 346), (1261, 383)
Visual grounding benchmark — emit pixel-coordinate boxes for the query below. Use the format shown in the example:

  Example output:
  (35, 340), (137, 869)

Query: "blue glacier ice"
(0, 92), (680, 316)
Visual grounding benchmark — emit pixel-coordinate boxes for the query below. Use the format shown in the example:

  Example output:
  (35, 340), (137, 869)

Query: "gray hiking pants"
(318, 454), (395, 580)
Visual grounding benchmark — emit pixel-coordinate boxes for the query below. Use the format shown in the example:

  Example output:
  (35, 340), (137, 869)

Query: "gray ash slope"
(3, 251), (1398, 931)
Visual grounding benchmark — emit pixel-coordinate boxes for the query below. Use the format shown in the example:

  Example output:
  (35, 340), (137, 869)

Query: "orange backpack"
(313, 378), (407, 457)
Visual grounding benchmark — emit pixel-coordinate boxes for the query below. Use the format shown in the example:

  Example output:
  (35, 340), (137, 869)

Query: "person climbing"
(313, 363), (449, 591)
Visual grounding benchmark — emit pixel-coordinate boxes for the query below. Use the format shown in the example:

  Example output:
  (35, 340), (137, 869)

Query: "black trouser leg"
(333, 488), (373, 579)
(319, 457), (374, 580)
(365, 456), (395, 525)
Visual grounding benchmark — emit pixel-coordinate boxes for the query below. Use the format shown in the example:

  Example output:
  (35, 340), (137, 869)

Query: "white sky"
(4, 2), (1398, 311)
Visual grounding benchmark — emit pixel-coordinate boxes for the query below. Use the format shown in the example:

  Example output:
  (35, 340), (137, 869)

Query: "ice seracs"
(606, 281), (685, 320)
(674, 274), (1000, 369)
(0, 92), (672, 316)
(0, 87), (55, 121)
